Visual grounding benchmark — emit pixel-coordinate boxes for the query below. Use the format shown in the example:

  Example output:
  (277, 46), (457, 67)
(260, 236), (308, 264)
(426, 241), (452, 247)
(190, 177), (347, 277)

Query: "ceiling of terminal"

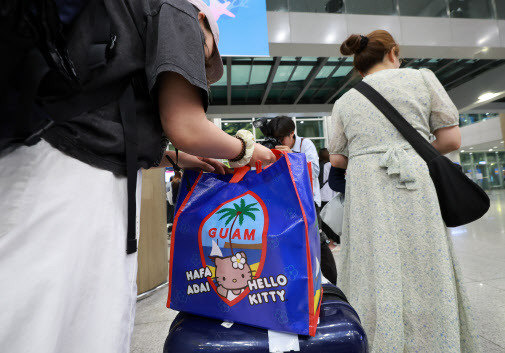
(210, 57), (505, 106)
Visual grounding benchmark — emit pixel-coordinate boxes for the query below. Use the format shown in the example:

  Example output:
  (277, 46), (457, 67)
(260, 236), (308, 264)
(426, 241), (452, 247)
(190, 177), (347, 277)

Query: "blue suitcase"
(164, 284), (368, 352)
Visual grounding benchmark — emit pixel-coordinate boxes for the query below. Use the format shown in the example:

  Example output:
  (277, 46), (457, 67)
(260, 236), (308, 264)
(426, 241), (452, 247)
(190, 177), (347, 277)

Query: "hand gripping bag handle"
(229, 149), (287, 183)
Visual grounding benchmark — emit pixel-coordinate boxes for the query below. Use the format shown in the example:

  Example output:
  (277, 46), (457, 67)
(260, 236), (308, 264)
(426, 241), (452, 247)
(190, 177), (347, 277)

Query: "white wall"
(460, 118), (503, 149)
(267, 12), (505, 59)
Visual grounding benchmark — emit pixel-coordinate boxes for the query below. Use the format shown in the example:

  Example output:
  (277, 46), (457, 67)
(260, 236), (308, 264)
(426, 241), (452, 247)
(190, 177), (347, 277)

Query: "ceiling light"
(494, 146), (498, 148)
(469, 147), (474, 150)
(276, 31), (287, 42)
(470, 152), (473, 155)
(501, 141), (504, 144)
(325, 34), (336, 43)
(489, 149), (493, 151)
(479, 161), (487, 164)
(478, 92), (500, 102)
(461, 150), (465, 152)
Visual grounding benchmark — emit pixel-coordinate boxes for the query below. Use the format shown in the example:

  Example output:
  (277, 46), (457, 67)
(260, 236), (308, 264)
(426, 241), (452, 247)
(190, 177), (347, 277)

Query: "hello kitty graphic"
(199, 192), (269, 306)
(214, 252), (252, 300)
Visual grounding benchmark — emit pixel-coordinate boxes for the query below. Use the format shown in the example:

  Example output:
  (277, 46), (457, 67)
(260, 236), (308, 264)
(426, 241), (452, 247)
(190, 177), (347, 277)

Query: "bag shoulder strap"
(119, 83), (138, 254)
(354, 81), (440, 163)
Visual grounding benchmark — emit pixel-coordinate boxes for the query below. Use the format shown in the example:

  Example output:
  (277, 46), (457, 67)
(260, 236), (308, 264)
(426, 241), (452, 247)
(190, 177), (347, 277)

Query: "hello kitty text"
(247, 274), (288, 305)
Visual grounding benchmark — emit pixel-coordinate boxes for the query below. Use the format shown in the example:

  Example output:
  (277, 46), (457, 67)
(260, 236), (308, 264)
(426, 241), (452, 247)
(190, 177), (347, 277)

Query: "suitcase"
(164, 284), (368, 352)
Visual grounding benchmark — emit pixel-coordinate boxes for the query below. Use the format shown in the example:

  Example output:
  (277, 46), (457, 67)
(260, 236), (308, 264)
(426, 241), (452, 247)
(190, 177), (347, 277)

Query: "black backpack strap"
(354, 81), (440, 163)
(119, 84), (138, 254)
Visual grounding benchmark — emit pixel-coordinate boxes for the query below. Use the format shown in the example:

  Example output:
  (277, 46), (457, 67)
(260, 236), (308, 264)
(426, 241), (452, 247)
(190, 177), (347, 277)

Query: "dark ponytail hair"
(340, 30), (399, 74)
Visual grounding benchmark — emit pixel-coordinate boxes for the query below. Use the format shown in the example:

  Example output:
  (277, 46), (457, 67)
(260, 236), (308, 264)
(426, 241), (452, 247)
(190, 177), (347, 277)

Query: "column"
(137, 168), (169, 295)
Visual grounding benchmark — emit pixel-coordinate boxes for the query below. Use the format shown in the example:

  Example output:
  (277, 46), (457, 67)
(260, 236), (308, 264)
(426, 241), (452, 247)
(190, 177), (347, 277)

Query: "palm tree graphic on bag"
(216, 198), (260, 255)
(211, 198), (260, 300)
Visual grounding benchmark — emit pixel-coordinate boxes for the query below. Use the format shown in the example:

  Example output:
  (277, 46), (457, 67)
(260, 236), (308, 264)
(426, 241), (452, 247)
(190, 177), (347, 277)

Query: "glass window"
(249, 65), (271, 85)
(459, 113), (499, 127)
(296, 120), (324, 138)
(316, 66), (336, 79)
(266, 0), (289, 11)
(399, 0), (448, 17)
(345, 0), (397, 15)
(448, 0), (494, 19)
(222, 121), (253, 136)
(460, 153), (473, 164)
(210, 88), (227, 105)
(333, 66), (353, 77)
(231, 65), (251, 86)
(300, 57), (319, 62)
(289, 0), (345, 13)
(496, 0), (505, 18)
(291, 66), (313, 81)
(310, 139), (326, 152)
(273, 66), (295, 83)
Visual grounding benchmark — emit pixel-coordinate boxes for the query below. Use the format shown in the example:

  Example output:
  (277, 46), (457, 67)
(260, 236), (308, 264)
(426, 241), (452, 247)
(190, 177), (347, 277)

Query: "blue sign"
(204, 0), (270, 57)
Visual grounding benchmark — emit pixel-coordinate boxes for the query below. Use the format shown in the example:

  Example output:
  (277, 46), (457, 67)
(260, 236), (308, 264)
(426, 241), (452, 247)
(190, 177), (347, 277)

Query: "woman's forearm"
(330, 154), (348, 169)
(166, 118), (242, 159)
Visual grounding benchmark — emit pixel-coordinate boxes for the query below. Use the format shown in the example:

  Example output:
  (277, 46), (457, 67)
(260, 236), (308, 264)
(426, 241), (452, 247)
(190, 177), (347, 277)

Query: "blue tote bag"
(166, 152), (322, 336)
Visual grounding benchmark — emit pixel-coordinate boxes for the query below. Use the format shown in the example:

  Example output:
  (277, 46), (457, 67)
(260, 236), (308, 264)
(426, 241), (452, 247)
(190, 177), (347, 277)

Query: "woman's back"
(329, 30), (479, 353)
(333, 68), (458, 157)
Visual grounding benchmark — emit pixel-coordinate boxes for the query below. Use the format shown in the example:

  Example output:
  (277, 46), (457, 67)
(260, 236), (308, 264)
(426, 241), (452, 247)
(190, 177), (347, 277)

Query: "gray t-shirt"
(43, 0), (209, 175)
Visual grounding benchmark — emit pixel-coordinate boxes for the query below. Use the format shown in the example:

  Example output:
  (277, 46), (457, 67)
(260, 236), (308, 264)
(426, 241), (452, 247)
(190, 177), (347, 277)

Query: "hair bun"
(340, 34), (362, 56)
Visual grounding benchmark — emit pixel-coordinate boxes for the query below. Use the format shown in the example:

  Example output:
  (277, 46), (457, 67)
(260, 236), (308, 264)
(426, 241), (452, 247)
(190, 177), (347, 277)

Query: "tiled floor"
(451, 189), (505, 352)
(131, 190), (505, 352)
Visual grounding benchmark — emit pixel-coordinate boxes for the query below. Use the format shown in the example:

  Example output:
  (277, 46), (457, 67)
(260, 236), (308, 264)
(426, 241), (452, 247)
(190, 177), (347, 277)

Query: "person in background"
(170, 171), (182, 207)
(318, 148), (330, 186)
(270, 116), (321, 206)
(0, 1), (275, 352)
(320, 159), (340, 248)
(270, 116), (337, 285)
(319, 147), (340, 247)
(166, 174), (174, 228)
(329, 30), (480, 351)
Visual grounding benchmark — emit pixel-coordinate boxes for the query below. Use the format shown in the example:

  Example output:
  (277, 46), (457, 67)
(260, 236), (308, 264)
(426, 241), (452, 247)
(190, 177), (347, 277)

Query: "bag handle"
(229, 149), (287, 183)
(229, 166), (251, 183)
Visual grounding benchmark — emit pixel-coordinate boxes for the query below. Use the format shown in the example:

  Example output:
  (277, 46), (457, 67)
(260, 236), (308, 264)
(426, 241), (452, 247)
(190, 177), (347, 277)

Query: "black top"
(43, 0), (209, 175)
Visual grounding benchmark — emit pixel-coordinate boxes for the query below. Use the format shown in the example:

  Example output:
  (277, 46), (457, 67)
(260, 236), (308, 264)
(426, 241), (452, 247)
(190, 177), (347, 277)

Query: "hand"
(163, 151), (230, 174)
(248, 143), (277, 168)
(198, 157), (233, 175)
(275, 145), (292, 153)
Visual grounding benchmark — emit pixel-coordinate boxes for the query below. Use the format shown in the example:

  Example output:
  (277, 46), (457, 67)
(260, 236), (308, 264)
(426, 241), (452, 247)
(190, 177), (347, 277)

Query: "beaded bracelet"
(229, 130), (255, 168)
(229, 135), (246, 162)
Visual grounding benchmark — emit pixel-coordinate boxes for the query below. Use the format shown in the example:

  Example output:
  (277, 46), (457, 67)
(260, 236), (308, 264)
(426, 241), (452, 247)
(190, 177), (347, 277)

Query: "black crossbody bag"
(354, 81), (490, 227)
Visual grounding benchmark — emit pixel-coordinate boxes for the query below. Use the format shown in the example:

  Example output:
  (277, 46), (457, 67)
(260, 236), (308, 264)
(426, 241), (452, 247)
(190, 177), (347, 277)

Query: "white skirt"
(0, 140), (141, 353)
